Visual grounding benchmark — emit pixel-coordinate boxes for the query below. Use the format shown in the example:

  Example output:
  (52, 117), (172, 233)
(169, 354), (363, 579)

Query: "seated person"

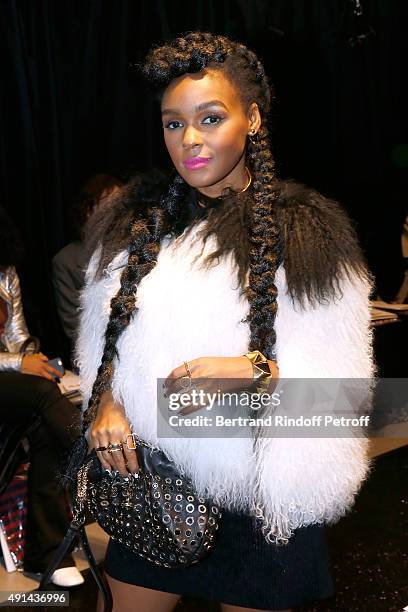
(0, 207), (83, 587)
(394, 213), (408, 303)
(52, 174), (122, 352)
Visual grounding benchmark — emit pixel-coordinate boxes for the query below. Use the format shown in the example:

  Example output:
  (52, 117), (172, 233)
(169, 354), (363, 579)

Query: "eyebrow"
(161, 100), (229, 116)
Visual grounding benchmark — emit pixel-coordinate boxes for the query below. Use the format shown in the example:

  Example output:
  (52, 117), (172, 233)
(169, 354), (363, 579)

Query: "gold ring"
(107, 442), (123, 454)
(184, 361), (192, 378)
(125, 433), (137, 450)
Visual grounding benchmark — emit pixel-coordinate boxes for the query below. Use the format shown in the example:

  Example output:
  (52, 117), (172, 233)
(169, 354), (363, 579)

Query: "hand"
(21, 353), (61, 380)
(88, 390), (139, 477)
(164, 356), (279, 415)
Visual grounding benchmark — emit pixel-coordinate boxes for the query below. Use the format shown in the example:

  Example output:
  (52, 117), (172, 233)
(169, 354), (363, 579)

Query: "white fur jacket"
(76, 183), (375, 544)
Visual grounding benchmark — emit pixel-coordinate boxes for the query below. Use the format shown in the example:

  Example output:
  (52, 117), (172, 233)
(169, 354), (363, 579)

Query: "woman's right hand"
(21, 353), (61, 380)
(89, 390), (139, 477)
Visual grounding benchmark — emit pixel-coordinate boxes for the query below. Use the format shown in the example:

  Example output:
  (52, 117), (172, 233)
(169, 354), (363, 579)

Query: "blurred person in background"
(393, 213), (408, 303)
(52, 174), (123, 352)
(0, 207), (83, 587)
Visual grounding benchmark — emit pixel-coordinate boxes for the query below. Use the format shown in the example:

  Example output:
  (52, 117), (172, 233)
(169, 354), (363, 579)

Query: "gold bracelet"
(243, 350), (273, 394)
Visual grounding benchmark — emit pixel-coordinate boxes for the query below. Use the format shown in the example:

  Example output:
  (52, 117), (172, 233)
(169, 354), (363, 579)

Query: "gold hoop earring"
(239, 167), (252, 193)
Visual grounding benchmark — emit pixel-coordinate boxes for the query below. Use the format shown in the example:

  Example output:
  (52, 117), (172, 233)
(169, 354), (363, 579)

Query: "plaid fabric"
(0, 461), (28, 569)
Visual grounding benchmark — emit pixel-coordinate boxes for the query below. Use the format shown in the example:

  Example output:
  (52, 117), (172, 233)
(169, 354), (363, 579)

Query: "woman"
(77, 33), (374, 612)
(0, 207), (83, 587)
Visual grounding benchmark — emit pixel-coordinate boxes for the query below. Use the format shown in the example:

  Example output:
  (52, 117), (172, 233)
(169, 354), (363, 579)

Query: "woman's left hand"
(164, 356), (279, 415)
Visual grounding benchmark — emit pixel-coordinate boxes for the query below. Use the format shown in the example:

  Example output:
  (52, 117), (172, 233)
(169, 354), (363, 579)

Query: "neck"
(196, 168), (252, 204)
(196, 156), (250, 199)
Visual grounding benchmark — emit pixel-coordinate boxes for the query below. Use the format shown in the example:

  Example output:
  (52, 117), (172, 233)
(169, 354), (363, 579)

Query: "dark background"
(1, 0), (407, 359)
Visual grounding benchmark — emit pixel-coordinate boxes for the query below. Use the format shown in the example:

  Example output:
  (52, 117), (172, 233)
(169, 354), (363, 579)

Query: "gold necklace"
(197, 166), (252, 208)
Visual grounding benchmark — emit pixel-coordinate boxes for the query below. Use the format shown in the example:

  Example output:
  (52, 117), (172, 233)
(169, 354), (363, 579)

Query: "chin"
(178, 169), (221, 190)
(184, 178), (212, 189)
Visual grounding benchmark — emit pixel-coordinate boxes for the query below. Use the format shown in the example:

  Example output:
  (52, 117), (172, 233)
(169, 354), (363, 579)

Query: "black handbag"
(86, 435), (222, 567)
(39, 435), (222, 612)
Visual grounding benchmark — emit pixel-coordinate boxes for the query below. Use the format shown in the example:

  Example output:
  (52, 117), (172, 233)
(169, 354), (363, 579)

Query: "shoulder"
(0, 266), (13, 294)
(52, 241), (87, 269)
(0, 267), (23, 303)
(272, 179), (372, 307)
(274, 179), (353, 234)
(4, 266), (19, 289)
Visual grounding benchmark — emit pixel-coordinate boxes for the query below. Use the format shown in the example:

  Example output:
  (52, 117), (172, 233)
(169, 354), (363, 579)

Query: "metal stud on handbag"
(78, 434), (222, 568)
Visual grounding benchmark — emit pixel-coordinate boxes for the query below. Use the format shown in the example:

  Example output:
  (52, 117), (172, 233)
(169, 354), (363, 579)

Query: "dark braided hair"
(82, 206), (166, 434)
(142, 32), (282, 356)
(63, 33), (284, 481)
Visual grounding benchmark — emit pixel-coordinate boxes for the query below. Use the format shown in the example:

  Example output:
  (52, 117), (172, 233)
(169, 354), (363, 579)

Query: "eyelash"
(164, 115), (224, 130)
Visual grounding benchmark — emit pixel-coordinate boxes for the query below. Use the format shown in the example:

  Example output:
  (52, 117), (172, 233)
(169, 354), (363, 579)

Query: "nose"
(182, 125), (203, 150)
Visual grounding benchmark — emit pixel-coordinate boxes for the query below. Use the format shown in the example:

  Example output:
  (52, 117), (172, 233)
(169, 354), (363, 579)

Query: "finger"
(40, 370), (55, 381)
(109, 447), (129, 477)
(38, 353), (49, 361)
(178, 403), (201, 416)
(178, 394), (207, 415)
(122, 439), (139, 474)
(103, 430), (130, 475)
(164, 368), (181, 389)
(93, 433), (114, 472)
(164, 362), (191, 389)
(98, 444), (119, 472)
(45, 365), (62, 377)
(166, 375), (192, 396)
(99, 450), (114, 472)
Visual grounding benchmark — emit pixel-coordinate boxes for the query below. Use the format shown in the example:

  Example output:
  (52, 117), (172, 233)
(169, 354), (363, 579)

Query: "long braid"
(226, 42), (282, 359)
(81, 216), (159, 434)
(246, 124), (282, 358)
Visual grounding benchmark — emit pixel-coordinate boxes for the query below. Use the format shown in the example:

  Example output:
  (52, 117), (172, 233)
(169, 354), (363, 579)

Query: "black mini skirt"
(104, 509), (334, 610)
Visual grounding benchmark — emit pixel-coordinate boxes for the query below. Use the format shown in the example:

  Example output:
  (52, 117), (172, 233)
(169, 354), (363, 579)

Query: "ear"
(247, 102), (262, 136)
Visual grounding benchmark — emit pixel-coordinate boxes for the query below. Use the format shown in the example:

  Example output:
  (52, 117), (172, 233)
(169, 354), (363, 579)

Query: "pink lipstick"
(183, 156), (211, 170)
